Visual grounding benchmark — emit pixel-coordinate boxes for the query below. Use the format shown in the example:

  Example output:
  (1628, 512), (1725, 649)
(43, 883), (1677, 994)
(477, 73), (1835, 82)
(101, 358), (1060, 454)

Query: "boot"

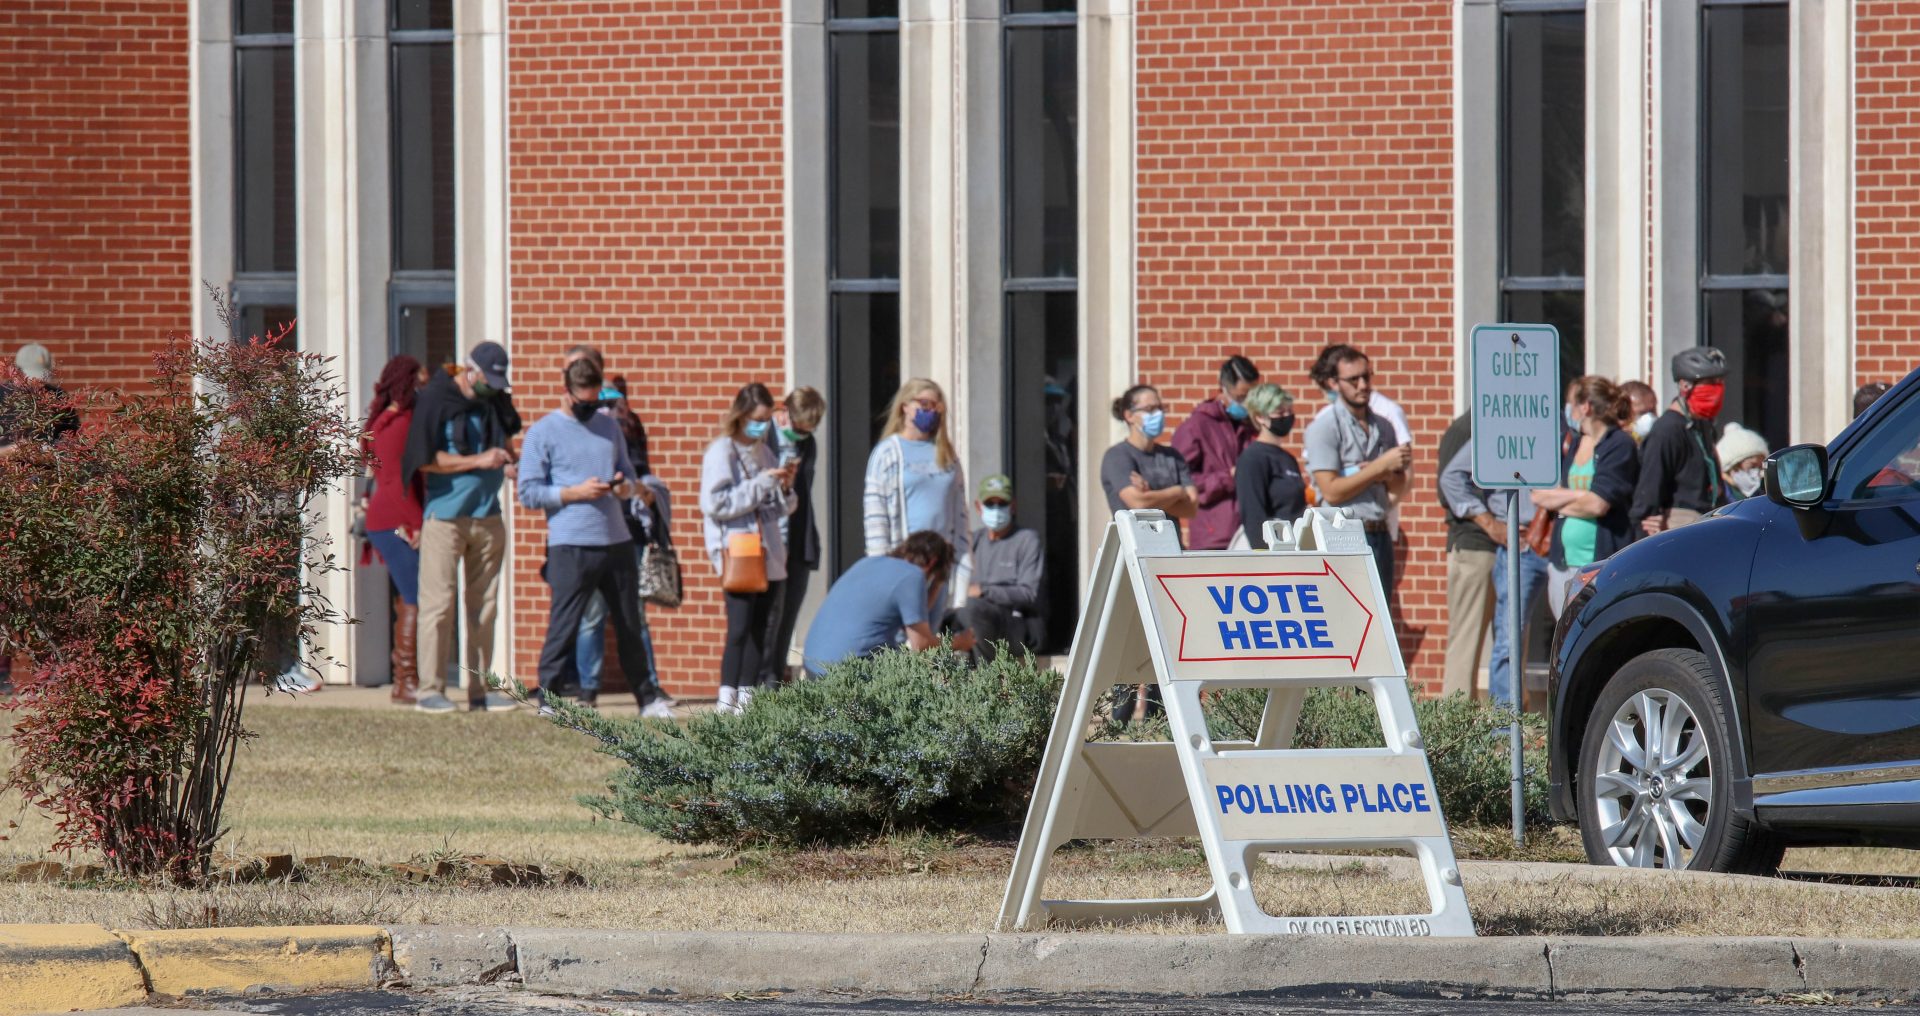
(390, 602), (419, 704)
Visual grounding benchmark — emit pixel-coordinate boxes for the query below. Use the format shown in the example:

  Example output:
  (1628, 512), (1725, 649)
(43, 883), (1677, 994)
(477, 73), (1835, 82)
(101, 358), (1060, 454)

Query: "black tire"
(1575, 648), (1783, 873)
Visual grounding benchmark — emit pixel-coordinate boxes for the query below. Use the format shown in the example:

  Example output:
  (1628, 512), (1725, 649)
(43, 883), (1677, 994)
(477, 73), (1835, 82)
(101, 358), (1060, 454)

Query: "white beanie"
(13, 343), (51, 382)
(1716, 423), (1768, 469)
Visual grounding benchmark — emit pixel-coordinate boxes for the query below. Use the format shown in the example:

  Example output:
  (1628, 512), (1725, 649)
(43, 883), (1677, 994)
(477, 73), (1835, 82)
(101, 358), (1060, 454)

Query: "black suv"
(1549, 366), (1920, 872)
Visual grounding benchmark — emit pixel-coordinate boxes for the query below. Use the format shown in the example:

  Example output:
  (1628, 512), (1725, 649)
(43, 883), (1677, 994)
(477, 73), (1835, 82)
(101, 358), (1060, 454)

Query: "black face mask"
(1267, 414), (1295, 438)
(570, 399), (601, 423)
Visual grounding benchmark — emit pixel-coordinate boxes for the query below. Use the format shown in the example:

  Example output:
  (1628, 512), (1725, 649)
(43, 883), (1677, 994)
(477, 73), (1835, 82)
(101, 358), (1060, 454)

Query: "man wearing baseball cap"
(1629, 346), (1730, 536)
(402, 340), (521, 712)
(946, 473), (1045, 663)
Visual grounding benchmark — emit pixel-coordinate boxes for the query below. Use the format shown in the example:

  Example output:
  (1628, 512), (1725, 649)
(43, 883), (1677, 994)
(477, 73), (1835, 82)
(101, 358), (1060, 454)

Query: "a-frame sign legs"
(999, 508), (1476, 937)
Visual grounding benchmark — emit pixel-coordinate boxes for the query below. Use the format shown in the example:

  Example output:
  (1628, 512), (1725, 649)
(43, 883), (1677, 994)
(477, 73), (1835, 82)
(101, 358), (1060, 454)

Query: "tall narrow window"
(1499, 1), (1585, 393)
(1003, 1), (1076, 650)
(827, 0), (902, 578)
(1700, 1), (1789, 449)
(232, 0), (296, 342)
(390, 0), (456, 367)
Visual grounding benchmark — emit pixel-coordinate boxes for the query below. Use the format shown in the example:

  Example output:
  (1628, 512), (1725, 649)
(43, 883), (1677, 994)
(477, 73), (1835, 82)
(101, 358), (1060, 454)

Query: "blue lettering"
(1215, 785), (1235, 814)
(1298, 584), (1323, 613)
(1340, 783), (1361, 812)
(1251, 620), (1278, 650)
(1373, 784), (1395, 812)
(1239, 585), (1269, 614)
(1306, 619), (1334, 649)
(1291, 784), (1320, 813)
(1276, 619), (1306, 648)
(1207, 585), (1235, 614)
(1393, 783), (1416, 812)
(1263, 584), (1295, 612)
(1411, 783), (1431, 812)
(1219, 621), (1250, 650)
(1254, 784), (1275, 814)
(1234, 785), (1255, 814)
(1269, 784), (1290, 813)
(1314, 783), (1339, 813)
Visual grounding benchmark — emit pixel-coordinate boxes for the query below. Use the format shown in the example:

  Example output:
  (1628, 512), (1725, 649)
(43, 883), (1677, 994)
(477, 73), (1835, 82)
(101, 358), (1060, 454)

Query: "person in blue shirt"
(803, 532), (975, 677)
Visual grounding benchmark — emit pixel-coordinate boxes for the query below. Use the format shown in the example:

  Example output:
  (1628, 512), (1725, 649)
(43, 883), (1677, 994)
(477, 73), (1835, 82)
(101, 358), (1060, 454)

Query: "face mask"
(1729, 468), (1763, 498)
(473, 381), (497, 399)
(1266, 414), (1294, 438)
(1564, 404), (1582, 431)
(911, 407), (942, 435)
(1686, 382), (1725, 420)
(1324, 388), (1338, 404)
(779, 426), (805, 445)
(980, 505), (1012, 531)
(570, 399), (600, 423)
(597, 386), (623, 402)
(1139, 409), (1166, 439)
(744, 419), (771, 440)
(1632, 412), (1656, 440)
(1224, 398), (1249, 421)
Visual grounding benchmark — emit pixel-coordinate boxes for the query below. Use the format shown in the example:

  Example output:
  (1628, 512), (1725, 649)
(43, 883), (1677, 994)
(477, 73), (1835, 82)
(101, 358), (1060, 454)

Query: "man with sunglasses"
(1629, 347), (1730, 536)
(1304, 345), (1411, 592)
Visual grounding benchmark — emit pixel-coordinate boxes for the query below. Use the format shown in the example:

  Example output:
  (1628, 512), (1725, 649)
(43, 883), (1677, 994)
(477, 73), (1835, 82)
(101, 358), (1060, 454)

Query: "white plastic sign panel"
(1470, 323), (1562, 488)
(1137, 552), (1399, 682)
(1205, 753), (1445, 841)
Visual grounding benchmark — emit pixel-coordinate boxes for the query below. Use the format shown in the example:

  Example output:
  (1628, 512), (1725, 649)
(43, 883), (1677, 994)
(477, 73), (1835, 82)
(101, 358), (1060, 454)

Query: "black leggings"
(721, 582), (783, 690)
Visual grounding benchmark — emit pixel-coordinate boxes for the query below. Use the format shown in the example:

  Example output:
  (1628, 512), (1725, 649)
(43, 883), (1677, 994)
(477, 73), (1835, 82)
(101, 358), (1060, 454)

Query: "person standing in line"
(1234, 383), (1307, 548)
(762, 386), (826, 687)
(862, 378), (971, 607)
(1532, 376), (1641, 619)
(1303, 346), (1410, 592)
(362, 355), (428, 705)
(1310, 344), (1413, 541)
(1716, 423), (1769, 502)
(1099, 383), (1198, 523)
(1621, 380), (1659, 443)
(1855, 381), (1892, 420)
(703, 383), (799, 714)
(1434, 413), (1495, 701)
(1439, 414), (1547, 710)
(519, 358), (672, 717)
(947, 473), (1044, 663)
(1629, 347), (1730, 536)
(1171, 356), (1260, 550)
(402, 342), (519, 714)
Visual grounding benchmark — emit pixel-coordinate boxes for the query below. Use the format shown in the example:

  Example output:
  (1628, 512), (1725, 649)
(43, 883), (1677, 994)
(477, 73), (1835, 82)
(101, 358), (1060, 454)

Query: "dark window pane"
(392, 0), (452, 31)
(1005, 25), (1077, 280)
(830, 31), (901, 281)
(235, 46), (296, 274)
(830, 0), (897, 18)
(235, 0), (292, 36)
(829, 292), (901, 578)
(1501, 289), (1585, 397)
(392, 42), (456, 272)
(1704, 289), (1789, 451)
(1702, 5), (1789, 277)
(1006, 0), (1075, 12)
(395, 304), (457, 370)
(1005, 290), (1077, 650)
(1501, 10), (1584, 280)
(236, 304), (297, 346)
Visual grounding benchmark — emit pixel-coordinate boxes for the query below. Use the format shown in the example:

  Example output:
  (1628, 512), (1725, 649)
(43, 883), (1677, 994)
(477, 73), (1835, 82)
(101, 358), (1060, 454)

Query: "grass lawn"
(3, 700), (1920, 937)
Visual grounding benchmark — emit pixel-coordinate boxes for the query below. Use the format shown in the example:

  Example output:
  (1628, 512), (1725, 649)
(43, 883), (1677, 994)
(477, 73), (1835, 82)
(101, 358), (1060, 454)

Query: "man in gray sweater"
(946, 473), (1044, 663)
(518, 358), (671, 717)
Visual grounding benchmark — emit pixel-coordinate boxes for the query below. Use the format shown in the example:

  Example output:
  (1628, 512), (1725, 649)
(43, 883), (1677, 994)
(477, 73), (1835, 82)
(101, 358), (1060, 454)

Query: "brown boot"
(391, 602), (419, 704)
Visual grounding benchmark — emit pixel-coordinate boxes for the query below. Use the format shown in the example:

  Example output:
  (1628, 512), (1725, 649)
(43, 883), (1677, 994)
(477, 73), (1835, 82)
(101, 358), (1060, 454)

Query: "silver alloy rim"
(1591, 688), (1713, 868)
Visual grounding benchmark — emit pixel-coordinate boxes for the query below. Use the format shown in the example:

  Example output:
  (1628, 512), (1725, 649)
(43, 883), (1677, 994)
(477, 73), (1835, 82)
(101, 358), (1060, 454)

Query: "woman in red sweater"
(363, 355), (427, 703)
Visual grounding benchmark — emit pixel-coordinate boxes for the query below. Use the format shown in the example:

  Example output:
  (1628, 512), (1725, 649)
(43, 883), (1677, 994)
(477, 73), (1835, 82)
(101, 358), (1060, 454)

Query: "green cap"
(978, 473), (1014, 501)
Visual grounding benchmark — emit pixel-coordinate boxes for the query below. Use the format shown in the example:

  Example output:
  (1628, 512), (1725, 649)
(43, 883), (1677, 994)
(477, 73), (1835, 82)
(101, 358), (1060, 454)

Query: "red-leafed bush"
(0, 317), (359, 882)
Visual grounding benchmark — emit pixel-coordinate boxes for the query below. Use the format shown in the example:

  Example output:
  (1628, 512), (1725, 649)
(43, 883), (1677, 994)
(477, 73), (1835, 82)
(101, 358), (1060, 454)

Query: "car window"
(1834, 387), (1920, 504)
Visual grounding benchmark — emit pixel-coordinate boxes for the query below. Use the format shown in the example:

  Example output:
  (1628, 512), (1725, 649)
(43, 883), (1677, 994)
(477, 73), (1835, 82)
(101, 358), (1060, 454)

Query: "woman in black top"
(1236, 383), (1308, 548)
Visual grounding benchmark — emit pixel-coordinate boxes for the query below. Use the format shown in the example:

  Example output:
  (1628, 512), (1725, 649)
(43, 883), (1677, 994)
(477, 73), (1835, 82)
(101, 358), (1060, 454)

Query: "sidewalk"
(256, 684), (714, 718)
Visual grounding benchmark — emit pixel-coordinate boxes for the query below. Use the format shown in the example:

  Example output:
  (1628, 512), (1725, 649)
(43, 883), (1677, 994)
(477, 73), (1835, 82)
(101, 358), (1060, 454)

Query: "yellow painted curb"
(0, 924), (148, 1016)
(116, 925), (390, 996)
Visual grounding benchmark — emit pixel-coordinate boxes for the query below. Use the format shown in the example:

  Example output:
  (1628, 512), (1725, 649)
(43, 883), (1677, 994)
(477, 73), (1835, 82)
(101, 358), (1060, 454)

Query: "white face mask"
(1632, 412), (1656, 439)
(1729, 468), (1763, 498)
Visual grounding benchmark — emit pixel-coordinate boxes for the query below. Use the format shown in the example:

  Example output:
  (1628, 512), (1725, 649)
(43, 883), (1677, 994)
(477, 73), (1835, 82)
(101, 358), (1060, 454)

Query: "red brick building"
(4, 0), (1916, 699)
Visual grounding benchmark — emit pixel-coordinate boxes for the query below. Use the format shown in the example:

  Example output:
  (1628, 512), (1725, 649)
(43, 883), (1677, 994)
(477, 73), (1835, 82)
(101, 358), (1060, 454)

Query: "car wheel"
(1576, 648), (1783, 873)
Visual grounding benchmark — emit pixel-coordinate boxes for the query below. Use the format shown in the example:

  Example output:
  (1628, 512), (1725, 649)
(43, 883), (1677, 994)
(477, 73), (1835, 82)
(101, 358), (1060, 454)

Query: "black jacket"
(1552, 427), (1641, 567)
(400, 372), (515, 490)
(1437, 414), (1497, 554)
(777, 431), (821, 571)
(1628, 408), (1724, 525)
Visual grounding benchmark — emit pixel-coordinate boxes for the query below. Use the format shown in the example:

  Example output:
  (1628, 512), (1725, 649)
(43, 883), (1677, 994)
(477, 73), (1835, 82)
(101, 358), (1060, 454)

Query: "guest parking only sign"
(1471, 323), (1562, 488)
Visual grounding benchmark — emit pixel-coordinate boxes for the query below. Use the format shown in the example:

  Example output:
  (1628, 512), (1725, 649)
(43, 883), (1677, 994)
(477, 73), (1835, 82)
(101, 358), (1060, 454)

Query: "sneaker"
(736, 686), (756, 711)
(414, 692), (457, 714)
(473, 692), (519, 713)
(272, 669), (322, 694)
(641, 699), (676, 720)
(578, 692), (599, 710)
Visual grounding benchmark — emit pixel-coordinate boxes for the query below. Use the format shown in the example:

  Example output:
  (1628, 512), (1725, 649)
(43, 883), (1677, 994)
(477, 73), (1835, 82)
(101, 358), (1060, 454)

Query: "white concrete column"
(1651, 0), (1699, 397)
(1587, 0), (1649, 385)
(1078, 0), (1135, 574)
(1454, 0), (1498, 411)
(784, 0), (832, 661)
(1789, 0), (1854, 444)
(900, 0), (961, 434)
(189, 0), (233, 345)
(956, 0), (1004, 491)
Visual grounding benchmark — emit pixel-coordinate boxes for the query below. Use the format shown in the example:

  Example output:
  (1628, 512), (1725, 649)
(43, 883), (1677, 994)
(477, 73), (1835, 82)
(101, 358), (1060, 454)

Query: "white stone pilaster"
(1079, 0), (1135, 574)
(1789, 0), (1854, 444)
(1588, 0), (1649, 386)
(901, 0), (961, 441)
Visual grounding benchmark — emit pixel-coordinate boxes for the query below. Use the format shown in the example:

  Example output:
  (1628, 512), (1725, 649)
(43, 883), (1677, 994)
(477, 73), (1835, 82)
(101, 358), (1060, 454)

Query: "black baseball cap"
(468, 342), (511, 391)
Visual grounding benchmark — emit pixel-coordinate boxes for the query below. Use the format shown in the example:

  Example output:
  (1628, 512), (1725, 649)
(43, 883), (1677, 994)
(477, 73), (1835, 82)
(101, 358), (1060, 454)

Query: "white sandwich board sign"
(1470, 322), (1563, 488)
(999, 508), (1474, 937)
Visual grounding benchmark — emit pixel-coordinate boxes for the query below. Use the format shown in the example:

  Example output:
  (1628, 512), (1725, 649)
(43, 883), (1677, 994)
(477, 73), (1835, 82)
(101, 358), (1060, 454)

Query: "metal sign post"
(999, 508), (1474, 937)
(1468, 322), (1562, 848)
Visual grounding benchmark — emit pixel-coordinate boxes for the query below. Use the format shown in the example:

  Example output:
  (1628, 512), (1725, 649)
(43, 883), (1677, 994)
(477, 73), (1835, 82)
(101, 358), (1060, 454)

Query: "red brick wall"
(507, 1), (785, 699)
(0, 1), (190, 390)
(1855, 2), (1920, 389)
(1136, 2), (1455, 691)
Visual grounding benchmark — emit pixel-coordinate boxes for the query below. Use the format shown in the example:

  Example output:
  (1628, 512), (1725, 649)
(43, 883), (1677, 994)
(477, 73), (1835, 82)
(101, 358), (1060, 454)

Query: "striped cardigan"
(861, 435), (973, 602)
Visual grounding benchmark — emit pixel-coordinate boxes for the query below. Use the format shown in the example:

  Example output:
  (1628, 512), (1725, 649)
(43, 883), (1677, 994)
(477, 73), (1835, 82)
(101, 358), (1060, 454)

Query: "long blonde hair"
(880, 377), (957, 470)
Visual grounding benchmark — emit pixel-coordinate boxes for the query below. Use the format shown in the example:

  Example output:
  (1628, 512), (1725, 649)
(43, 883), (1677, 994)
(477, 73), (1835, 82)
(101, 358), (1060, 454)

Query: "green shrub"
(555, 646), (1060, 847)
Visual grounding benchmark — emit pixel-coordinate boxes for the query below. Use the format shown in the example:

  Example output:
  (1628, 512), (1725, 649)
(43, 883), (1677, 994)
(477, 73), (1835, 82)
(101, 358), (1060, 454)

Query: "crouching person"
(802, 531), (976, 677)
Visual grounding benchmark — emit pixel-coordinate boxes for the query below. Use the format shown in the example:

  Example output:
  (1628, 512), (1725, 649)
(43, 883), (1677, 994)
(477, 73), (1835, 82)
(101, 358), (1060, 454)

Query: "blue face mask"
(980, 504), (1012, 531)
(1564, 404), (1581, 431)
(1224, 398), (1249, 421)
(1140, 409), (1166, 439)
(744, 419), (771, 440)
(912, 407), (942, 435)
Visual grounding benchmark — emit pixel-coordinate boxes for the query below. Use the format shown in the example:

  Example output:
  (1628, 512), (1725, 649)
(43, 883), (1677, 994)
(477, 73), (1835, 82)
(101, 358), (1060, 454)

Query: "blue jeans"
(366, 529), (421, 605)
(574, 547), (658, 695)
(1489, 545), (1548, 709)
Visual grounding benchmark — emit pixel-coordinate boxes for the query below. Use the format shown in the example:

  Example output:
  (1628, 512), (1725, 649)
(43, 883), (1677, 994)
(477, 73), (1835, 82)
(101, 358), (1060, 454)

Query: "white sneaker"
(641, 700), (676, 720)
(273, 670), (322, 694)
(736, 686), (756, 711)
(715, 686), (738, 715)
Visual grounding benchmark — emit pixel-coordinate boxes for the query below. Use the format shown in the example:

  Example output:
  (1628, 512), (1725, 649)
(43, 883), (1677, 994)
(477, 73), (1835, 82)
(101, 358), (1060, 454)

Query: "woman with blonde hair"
(862, 378), (971, 605)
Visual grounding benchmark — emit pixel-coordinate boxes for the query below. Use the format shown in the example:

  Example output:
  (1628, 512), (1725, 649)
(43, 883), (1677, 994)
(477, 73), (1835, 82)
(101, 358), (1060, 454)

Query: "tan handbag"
(722, 529), (768, 595)
(1524, 507), (1555, 558)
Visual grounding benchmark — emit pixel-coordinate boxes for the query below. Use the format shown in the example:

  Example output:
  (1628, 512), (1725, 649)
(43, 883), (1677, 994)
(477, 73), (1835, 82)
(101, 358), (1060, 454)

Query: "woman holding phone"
(700, 383), (798, 714)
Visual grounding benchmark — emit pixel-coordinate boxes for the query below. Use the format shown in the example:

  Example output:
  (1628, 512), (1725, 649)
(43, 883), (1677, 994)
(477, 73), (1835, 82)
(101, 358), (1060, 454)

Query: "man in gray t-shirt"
(1303, 347), (1410, 591)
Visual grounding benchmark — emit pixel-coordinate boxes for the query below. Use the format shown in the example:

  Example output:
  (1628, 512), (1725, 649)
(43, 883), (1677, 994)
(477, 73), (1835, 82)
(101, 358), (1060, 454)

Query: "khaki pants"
(1443, 547), (1496, 699)
(416, 515), (507, 699)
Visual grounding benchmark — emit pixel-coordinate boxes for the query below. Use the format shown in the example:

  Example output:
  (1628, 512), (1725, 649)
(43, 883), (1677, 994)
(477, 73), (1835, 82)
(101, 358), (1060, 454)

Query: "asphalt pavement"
(82, 987), (1849, 1016)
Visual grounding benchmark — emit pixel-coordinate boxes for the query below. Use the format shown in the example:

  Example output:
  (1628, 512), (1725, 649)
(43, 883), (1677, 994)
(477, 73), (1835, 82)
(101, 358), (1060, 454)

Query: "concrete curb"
(0, 925), (147, 1016)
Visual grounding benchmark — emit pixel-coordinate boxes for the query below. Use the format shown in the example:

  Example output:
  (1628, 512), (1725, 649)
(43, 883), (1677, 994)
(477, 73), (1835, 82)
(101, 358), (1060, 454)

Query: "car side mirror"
(1764, 444), (1830, 510)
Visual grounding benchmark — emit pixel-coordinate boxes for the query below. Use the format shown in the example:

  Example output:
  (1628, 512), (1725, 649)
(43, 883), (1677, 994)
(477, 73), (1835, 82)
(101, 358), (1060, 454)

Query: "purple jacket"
(1172, 397), (1256, 549)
